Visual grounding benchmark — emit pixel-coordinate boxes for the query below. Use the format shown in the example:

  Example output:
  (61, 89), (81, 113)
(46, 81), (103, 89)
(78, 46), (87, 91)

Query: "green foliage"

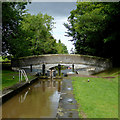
(21, 13), (57, 55)
(21, 14), (68, 55)
(0, 56), (11, 62)
(56, 40), (68, 54)
(2, 2), (29, 57)
(2, 2), (68, 58)
(64, 2), (120, 66)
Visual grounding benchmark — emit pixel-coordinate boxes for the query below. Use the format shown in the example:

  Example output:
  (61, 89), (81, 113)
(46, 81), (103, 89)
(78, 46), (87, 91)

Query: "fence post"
(42, 64), (45, 76)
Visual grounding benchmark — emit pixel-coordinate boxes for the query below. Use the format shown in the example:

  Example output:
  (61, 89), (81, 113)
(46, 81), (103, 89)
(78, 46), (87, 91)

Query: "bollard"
(42, 64), (45, 76)
(30, 64), (32, 72)
(72, 64), (74, 72)
(58, 64), (61, 76)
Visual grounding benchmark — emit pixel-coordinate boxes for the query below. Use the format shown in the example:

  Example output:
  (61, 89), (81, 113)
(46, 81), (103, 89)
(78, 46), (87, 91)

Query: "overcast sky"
(26, 2), (77, 53)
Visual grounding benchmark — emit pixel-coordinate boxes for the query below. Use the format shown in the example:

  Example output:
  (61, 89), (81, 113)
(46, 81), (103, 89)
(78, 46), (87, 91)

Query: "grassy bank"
(1, 61), (36, 90)
(1, 70), (36, 90)
(72, 68), (119, 118)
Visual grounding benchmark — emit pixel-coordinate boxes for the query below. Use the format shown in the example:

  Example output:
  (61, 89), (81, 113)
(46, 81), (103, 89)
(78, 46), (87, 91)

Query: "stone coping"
(17, 54), (110, 60)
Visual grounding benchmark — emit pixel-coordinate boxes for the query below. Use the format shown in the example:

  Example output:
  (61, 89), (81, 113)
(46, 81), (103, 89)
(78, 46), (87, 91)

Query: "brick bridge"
(11, 54), (112, 74)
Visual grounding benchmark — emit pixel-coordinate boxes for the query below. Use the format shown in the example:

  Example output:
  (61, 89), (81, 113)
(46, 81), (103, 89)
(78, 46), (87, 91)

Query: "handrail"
(19, 69), (28, 82)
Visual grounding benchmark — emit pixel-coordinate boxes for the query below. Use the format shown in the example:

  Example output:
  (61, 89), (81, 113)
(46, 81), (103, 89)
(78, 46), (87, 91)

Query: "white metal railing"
(19, 69), (28, 82)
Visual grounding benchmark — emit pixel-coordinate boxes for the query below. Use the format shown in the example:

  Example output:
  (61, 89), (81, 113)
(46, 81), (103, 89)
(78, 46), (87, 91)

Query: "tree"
(56, 40), (68, 54)
(2, 2), (68, 58)
(64, 2), (120, 66)
(21, 13), (58, 55)
(2, 2), (29, 58)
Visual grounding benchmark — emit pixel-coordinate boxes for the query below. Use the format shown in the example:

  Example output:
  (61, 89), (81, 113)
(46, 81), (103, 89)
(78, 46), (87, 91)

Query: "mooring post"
(58, 64), (61, 76)
(30, 64), (32, 72)
(72, 63), (74, 72)
(42, 63), (45, 76)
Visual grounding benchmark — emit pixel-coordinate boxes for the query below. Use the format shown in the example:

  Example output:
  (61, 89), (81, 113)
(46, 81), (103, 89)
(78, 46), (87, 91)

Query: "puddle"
(67, 87), (72, 90)
(67, 98), (73, 103)
(2, 78), (62, 118)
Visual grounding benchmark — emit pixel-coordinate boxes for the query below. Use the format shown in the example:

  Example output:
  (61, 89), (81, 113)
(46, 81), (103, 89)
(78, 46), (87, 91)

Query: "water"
(2, 79), (62, 118)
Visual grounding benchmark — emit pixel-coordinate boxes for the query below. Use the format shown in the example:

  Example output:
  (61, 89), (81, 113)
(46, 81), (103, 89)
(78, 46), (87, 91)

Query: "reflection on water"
(2, 78), (62, 118)
(58, 80), (61, 93)
(19, 90), (29, 103)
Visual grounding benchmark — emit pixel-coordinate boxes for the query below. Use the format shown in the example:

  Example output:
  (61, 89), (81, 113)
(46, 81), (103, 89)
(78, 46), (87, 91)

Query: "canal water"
(2, 79), (62, 118)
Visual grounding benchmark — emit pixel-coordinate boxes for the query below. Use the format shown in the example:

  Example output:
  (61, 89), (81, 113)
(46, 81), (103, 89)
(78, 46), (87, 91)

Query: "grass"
(0, 56), (2, 62)
(72, 68), (119, 118)
(1, 70), (36, 90)
(94, 67), (120, 77)
(0, 56), (10, 62)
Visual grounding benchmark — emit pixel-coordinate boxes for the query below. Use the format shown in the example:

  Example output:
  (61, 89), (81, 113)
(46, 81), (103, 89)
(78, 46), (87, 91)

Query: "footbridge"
(11, 54), (112, 74)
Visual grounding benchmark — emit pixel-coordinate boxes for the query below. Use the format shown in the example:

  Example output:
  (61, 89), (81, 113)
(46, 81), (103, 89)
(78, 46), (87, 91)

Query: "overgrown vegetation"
(72, 68), (119, 118)
(64, 2), (120, 66)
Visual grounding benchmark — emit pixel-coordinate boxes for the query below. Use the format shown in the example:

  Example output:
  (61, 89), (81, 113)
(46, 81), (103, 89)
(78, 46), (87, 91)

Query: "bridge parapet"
(11, 54), (112, 71)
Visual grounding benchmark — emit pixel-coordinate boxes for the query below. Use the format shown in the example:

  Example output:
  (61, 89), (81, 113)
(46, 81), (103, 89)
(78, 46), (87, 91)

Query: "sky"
(26, 2), (77, 53)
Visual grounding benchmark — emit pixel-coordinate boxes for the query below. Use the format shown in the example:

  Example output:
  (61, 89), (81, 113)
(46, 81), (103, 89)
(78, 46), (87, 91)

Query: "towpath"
(56, 78), (79, 118)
